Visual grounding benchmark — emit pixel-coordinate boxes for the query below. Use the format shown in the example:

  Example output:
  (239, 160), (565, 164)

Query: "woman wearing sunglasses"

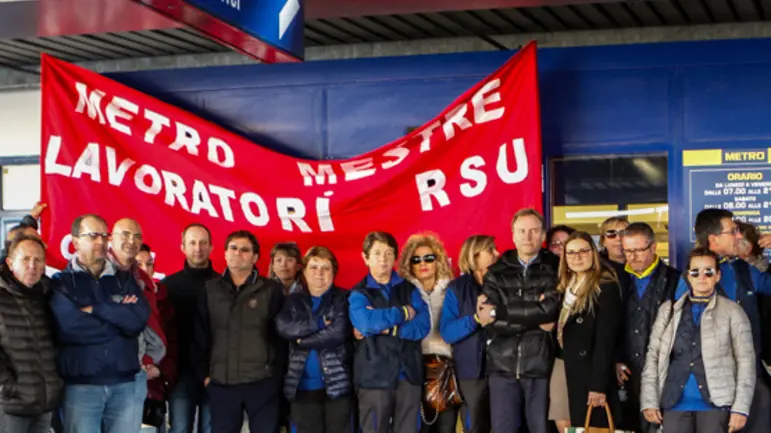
(398, 233), (458, 433)
(600, 216), (629, 266)
(556, 231), (623, 428)
(641, 248), (755, 433)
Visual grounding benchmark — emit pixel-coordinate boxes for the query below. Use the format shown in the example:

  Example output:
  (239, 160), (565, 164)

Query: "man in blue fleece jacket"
(49, 214), (150, 433)
(349, 231), (430, 433)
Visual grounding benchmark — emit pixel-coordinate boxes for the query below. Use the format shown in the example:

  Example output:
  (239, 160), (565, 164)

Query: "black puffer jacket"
(0, 271), (63, 416)
(482, 249), (560, 378)
(276, 286), (353, 401)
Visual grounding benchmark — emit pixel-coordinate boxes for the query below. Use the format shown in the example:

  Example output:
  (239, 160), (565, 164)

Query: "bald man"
(107, 218), (167, 429)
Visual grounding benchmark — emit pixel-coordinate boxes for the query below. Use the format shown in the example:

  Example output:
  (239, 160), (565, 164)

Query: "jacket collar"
(625, 257), (660, 280)
(184, 259), (214, 276)
(67, 256), (117, 278)
(222, 267), (259, 290)
(0, 268), (46, 298)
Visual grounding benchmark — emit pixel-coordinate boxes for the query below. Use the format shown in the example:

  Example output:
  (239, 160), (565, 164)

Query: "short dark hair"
(182, 223), (212, 244)
(737, 221), (764, 257)
(225, 230), (260, 255)
(7, 235), (46, 259)
(511, 208), (546, 231)
(622, 222), (655, 244)
(687, 247), (720, 270)
(71, 214), (107, 238)
(362, 231), (398, 258)
(694, 208), (734, 249)
(5, 225), (37, 253)
(303, 246), (339, 276)
(270, 242), (301, 262)
(546, 225), (575, 244)
(140, 244), (152, 253)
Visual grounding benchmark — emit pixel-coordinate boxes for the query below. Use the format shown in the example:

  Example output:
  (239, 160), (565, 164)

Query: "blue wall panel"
(108, 38), (771, 267)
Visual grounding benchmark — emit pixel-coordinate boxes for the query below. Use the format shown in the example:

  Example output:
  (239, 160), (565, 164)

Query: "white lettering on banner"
(341, 158), (376, 182)
(277, 198), (312, 232)
(135, 165), (162, 195)
(209, 185), (236, 222)
(161, 170), (190, 212)
(71, 142), (101, 182)
(419, 121), (442, 153)
(144, 109), (170, 144)
(75, 82), (106, 124)
(472, 79), (505, 124)
(460, 156), (487, 197)
(414, 137), (529, 211)
(382, 145), (409, 169)
(44, 136), (73, 177)
(298, 163), (338, 186)
(240, 192), (270, 227)
(105, 97), (139, 136)
(45, 138), (338, 234)
(497, 138), (529, 184)
(442, 104), (473, 141)
(416, 170), (450, 211)
(59, 234), (73, 261)
(105, 147), (136, 186)
(73, 83), (237, 169)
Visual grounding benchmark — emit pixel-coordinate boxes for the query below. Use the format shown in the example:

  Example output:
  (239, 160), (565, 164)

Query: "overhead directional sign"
(135, 0), (304, 63)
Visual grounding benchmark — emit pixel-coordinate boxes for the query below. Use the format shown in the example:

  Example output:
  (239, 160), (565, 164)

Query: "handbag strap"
(583, 403), (615, 431)
(420, 402), (439, 426)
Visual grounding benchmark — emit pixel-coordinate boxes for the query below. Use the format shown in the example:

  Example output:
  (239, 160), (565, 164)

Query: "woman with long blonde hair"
(398, 232), (457, 433)
(556, 231), (623, 428)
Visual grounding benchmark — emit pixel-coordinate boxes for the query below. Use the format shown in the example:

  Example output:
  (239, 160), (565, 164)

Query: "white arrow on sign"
(279, 0), (300, 40)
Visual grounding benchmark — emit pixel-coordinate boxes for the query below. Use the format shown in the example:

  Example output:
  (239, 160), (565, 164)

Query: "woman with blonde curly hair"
(398, 233), (458, 433)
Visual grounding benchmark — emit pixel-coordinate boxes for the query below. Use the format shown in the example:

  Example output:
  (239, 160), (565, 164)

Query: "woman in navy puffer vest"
(276, 246), (353, 433)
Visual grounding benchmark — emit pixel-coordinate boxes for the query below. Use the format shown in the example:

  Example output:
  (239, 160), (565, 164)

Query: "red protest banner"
(41, 43), (542, 288)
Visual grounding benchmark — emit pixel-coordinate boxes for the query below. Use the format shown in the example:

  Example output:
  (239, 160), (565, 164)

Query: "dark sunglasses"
(410, 254), (437, 264)
(604, 230), (624, 239)
(688, 268), (717, 278)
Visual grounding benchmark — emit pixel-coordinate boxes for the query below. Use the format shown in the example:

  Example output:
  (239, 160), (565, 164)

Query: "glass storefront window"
(550, 154), (669, 261)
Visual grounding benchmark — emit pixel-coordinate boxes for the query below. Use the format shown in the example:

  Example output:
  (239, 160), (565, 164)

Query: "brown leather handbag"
(421, 354), (463, 425)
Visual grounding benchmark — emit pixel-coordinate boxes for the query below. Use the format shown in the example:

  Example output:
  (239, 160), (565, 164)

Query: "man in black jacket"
(0, 235), (62, 433)
(191, 230), (284, 433)
(162, 223), (217, 433)
(482, 208), (560, 433)
(616, 222), (679, 433)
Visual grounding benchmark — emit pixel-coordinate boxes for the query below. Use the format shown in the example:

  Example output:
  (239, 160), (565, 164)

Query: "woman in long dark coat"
(557, 231), (623, 428)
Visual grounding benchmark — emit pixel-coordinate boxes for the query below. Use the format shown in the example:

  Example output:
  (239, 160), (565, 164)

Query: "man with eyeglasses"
(107, 218), (168, 431)
(191, 230), (285, 433)
(674, 208), (771, 433)
(616, 222), (680, 433)
(481, 208), (561, 433)
(49, 214), (150, 433)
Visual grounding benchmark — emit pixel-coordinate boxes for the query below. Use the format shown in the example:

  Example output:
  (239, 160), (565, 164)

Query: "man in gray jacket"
(641, 248), (755, 433)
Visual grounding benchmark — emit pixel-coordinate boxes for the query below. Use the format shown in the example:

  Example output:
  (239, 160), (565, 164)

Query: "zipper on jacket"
(516, 342), (522, 379)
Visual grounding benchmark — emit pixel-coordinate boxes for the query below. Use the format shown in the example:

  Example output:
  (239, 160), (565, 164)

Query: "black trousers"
(357, 381), (422, 433)
(489, 375), (548, 433)
(662, 410), (729, 433)
(290, 390), (353, 433)
(208, 377), (280, 433)
(620, 371), (657, 433)
(458, 379), (490, 433)
(745, 377), (771, 433)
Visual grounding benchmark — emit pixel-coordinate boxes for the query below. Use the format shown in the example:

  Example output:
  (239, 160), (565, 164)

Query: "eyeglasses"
(565, 248), (592, 258)
(227, 245), (253, 254)
(604, 230), (624, 239)
(688, 268), (717, 278)
(79, 232), (110, 241)
(410, 254), (437, 264)
(549, 240), (565, 247)
(113, 231), (143, 242)
(622, 242), (654, 257)
(719, 227), (739, 236)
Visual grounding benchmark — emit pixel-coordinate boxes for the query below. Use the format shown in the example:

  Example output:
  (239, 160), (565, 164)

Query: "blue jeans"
(135, 370), (148, 429)
(63, 380), (137, 433)
(168, 374), (210, 433)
